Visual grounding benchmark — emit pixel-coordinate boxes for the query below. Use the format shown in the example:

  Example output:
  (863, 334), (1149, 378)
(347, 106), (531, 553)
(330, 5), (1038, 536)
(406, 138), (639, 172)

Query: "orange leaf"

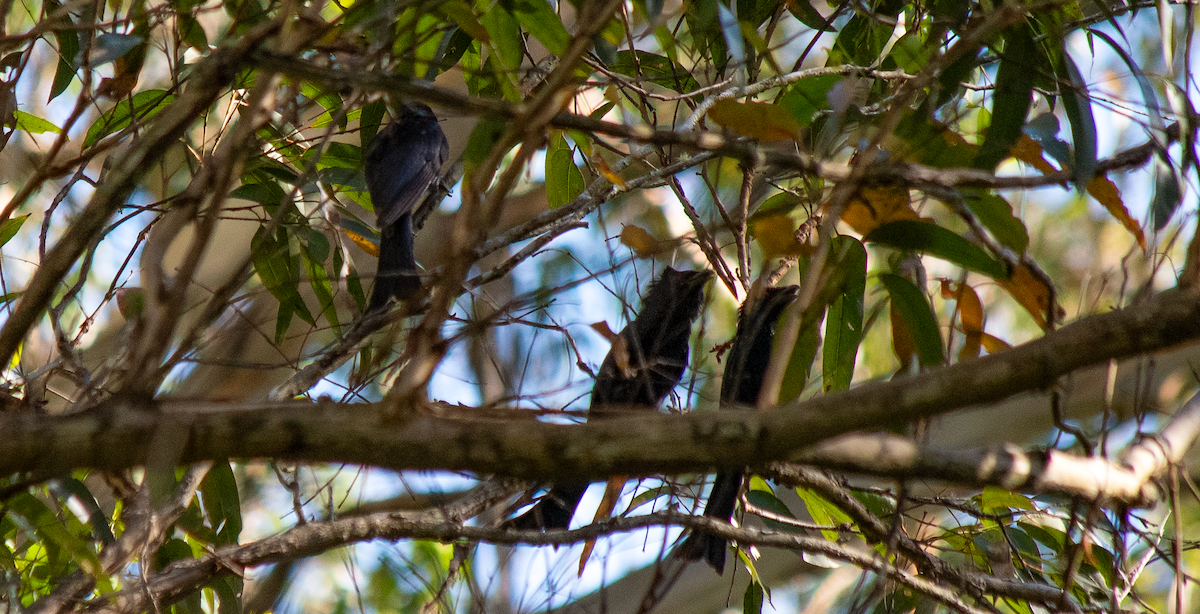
(707, 99), (802, 142)
(578, 476), (628, 576)
(979, 332), (1012, 354)
(1088, 175), (1146, 251)
(997, 262), (1062, 330)
(620, 225), (662, 258)
(890, 300), (917, 371)
(594, 155), (626, 188)
(841, 183), (918, 235)
(940, 280), (985, 361)
(1010, 135), (1059, 175)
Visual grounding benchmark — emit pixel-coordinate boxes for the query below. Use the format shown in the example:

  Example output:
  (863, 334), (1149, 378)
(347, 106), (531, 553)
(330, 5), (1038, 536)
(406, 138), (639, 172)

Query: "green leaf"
(7, 493), (105, 582)
(545, 132), (585, 208)
(777, 75), (840, 126)
(46, 0), (79, 103)
(0, 214), (28, 248)
(252, 225), (314, 342)
(866, 220), (1007, 279)
(200, 461), (242, 546)
(880, 273), (944, 368)
(1057, 52), (1097, 190)
(778, 305), (823, 404)
(303, 229), (340, 331)
(978, 486), (1035, 514)
(14, 111), (61, 134)
(823, 236), (866, 392)
(53, 478), (114, 544)
(787, 0), (835, 31)
(1151, 157), (1182, 230)
(480, 3), (523, 72)
(510, 0), (570, 56)
(359, 99), (386, 150)
(962, 190), (1029, 254)
(974, 23), (1036, 170)
(608, 51), (700, 93)
(795, 487), (853, 542)
(83, 90), (175, 148)
(743, 580), (764, 614)
(744, 490), (799, 532)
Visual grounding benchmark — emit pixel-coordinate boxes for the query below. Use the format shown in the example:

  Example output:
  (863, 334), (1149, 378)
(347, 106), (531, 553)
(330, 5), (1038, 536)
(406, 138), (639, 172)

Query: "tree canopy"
(0, 0), (1197, 611)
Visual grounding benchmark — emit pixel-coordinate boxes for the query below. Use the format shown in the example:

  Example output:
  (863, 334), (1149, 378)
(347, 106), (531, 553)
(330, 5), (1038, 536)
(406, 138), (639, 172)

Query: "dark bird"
(510, 267), (714, 530)
(364, 102), (449, 311)
(675, 285), (798, 573)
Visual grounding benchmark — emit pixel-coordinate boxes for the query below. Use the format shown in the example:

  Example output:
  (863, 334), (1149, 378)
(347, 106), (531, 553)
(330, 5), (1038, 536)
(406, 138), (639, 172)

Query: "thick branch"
(2, 287), (1199, 482)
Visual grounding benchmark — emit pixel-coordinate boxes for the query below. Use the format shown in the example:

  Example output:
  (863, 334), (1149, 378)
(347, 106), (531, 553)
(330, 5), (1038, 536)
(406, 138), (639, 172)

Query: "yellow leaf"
(619, 225), (661, 258)
(345, 229), (378, 257)
(1088, 175), (1146, 251)
(841, 183), (918, 235)
(707, 99), (801, 142)
(748, 212), (814, 259)
(594, 155), (626, 188)
(579, 476), (627, 576)
(979, 332), (1011, 354)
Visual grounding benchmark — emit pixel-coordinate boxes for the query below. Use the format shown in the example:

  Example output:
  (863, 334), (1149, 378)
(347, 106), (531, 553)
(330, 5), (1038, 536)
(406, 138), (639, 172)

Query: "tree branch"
(2, 286), (1199, 485)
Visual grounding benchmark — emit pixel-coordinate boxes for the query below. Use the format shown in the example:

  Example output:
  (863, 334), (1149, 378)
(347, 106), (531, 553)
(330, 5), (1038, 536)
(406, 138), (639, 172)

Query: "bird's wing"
(365, 120), (450, 228)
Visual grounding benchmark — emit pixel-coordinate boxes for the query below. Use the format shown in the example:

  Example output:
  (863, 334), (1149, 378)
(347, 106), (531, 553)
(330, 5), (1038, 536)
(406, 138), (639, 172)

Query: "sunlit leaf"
(619, 225), (662, 258)
(14, 111), (62, 134)
(708, 99), (801, 142)
(83, 90), (175, 148)
(997, 261), (1061, 329)
(841, 182), (918, 236)
(1087, 175), (1145, 250)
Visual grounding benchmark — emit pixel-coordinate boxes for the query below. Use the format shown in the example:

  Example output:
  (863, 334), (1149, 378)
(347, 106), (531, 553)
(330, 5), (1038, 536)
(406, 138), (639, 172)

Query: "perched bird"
(364, 102), (449, 311)
(510, 267), (714, 530)
(675, 285), (798, 573)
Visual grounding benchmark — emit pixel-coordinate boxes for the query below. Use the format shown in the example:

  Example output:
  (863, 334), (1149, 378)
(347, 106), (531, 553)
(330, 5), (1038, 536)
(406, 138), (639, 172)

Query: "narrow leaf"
(880, 273), (944, 368)
(866, 220), (1007, 279)
(822, 236), (866, 391)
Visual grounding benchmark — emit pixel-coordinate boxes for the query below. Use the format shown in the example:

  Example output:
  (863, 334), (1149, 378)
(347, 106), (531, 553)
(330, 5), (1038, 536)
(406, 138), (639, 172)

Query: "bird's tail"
(674, 470), (741, 573)
(507, 483), (589, 530)
(368, 214), (420, 311)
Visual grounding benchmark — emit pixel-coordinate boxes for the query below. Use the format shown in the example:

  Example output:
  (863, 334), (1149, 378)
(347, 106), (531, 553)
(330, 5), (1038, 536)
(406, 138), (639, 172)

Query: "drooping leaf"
(745, 489), (799, 532)
(823, 236), (866, 391)
(795, 487), (854, 542)
(974, 23), (1036, 170)
(743, 581), (765, 614)
(619, 225), (662, 258)
(866, 220), (1008, 279)
(199, 460), (243, 546)
(1087, 175), (1145, 250)
(787, 0), (836, 31)
(881, 273), (944, 368)
(997, 261), (1061, 329)
(940, 280), (984, 361)
(510, 0), (570, 56)
(251, 225), (314, 342)
(46, 0), (79, 102)
(1057, 53), (1098, 190)
(545, 132), (585, 208)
